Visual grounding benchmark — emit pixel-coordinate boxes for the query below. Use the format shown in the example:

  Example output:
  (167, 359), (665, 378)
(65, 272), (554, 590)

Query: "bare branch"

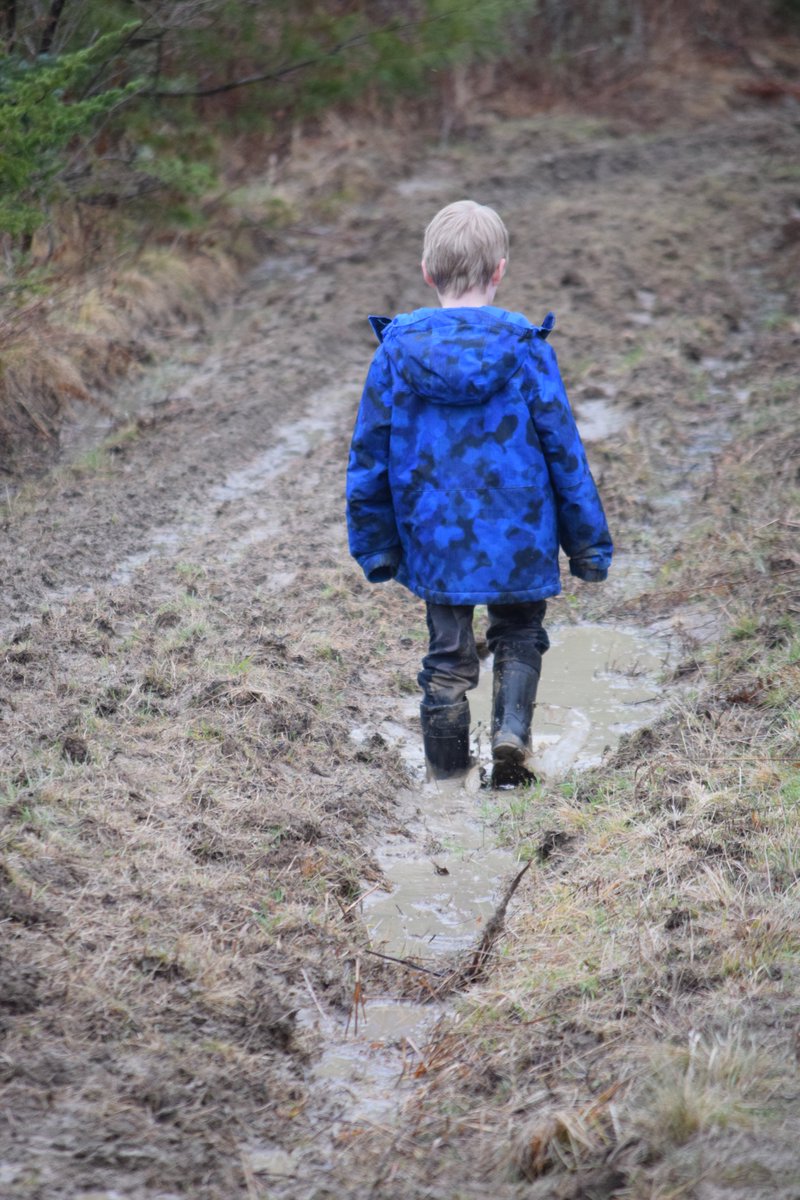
(144, 28), (381, 99)
(39, 0), (68, 55)
(144, 4), (481, 99)
(1, 0), (17, 52)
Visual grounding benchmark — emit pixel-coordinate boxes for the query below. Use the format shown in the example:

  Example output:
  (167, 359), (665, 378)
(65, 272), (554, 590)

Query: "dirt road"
(1, 99), (798, 1198)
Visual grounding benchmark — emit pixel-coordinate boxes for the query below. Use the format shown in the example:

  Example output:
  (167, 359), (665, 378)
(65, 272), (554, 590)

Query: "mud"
(304, 618), (669, 1136)
(1, 89), (798, 1200)
(360, 621), (669, 961)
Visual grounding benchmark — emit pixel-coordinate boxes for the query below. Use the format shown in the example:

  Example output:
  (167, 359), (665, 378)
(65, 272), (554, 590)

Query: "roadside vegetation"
(0, 0), (525, 468)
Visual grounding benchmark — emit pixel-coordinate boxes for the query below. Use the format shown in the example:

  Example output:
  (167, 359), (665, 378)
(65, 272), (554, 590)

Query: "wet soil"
(1, 95), (798, 1199)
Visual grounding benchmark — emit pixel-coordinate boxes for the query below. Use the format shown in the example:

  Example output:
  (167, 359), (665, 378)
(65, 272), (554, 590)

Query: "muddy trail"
(1, 99), (799, 1200)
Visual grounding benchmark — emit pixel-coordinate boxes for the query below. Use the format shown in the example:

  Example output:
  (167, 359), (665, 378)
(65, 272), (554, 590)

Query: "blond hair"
(422, 200), (509, 298)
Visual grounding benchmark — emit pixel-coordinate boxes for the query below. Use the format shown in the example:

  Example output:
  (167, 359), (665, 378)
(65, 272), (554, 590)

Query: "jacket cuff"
(569, 559), (608, 582)
(361, 548), (401, 583)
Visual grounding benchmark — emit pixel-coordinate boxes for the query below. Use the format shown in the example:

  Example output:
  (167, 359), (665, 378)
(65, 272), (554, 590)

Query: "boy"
(346, 200), (612, 781)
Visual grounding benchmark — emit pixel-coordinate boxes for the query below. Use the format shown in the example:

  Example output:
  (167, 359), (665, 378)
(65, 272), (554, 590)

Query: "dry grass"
(0, 106), (435, 481)
(0, 522), (422, 1193)
(0, 243), (244, 475)
(634, 1031), (779, 1149)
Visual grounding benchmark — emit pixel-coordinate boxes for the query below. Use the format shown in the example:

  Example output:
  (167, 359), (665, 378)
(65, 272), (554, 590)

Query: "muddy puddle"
(301, 620), (670, 1133)
(361, 623), (667, 961)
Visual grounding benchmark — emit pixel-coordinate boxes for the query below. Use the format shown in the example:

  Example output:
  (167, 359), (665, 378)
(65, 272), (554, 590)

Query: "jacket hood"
(380, 306), (552, 407)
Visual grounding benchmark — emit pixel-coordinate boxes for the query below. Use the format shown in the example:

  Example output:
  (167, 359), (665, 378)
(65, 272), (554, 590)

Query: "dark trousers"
(418, 601), (549, 709)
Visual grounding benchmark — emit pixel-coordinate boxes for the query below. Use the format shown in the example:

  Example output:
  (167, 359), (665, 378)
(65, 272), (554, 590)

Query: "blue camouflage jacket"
(346, 305), (612, 605)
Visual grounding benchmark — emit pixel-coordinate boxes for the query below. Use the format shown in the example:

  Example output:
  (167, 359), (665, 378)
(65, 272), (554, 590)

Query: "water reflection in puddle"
(364, 624), (667, 959)
(575, 397), (627, 441)
(312, 621), (671, 1119)
(367, 802), (513, 958)
(297, 999), (440, 1127)
(503, 623), (667, 774)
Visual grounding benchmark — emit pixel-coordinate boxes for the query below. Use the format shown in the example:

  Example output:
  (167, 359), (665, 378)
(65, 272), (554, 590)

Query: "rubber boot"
(491, 650), (541, 785)
(420, 699), (471, 780)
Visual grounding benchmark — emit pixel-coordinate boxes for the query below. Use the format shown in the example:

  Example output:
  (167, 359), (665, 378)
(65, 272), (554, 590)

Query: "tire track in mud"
(1, 105), (797, 1199)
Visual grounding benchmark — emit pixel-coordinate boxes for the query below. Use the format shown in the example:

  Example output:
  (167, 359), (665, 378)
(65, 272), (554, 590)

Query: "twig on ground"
(301, 967), (328, 1024)
(435, 860), (533, 996)
(365, 948), (447, 977)
(342, 880), (382, 914)
(345, 956), (367, 1037)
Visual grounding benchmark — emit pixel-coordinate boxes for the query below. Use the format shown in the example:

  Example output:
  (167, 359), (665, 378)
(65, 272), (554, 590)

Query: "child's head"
(422, 200), (509, 300)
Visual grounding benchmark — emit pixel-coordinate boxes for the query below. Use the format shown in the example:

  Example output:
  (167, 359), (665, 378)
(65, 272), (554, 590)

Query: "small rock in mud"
(62, 734), (91, 763)
(537, 829), (575, 861)
(246, 1146), (297, 1177)
(0, 960), (41, 1014)
(664, 906), (691, 930)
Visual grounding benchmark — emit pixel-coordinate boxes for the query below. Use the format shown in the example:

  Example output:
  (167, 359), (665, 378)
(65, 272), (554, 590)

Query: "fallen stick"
(301, 967), (328, 1024)
(436, 859), (533, 994)
(365, 948), (447, 977)
(342, 880), (382, 914)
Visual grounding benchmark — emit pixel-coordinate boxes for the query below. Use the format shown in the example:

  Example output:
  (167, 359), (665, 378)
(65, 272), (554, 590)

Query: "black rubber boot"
(420, 699), (471, 780)
(491, 650), (541, 785)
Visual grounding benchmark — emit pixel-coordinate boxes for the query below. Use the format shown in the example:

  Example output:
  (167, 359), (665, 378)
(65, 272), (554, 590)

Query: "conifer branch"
(144, 4), (482, 99)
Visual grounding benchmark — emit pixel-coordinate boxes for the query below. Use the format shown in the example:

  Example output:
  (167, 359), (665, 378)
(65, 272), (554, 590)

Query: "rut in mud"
(1, 94), (799, 1200)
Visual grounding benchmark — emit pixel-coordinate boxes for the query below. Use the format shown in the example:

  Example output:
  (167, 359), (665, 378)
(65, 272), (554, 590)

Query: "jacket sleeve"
(346, 348), (402, 583)
(529, 341), (613, 581)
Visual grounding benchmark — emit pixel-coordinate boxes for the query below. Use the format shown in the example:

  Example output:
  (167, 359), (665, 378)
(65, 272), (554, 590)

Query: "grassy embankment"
(0, 0), (518, 475)
(0, 138), (348, 474)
